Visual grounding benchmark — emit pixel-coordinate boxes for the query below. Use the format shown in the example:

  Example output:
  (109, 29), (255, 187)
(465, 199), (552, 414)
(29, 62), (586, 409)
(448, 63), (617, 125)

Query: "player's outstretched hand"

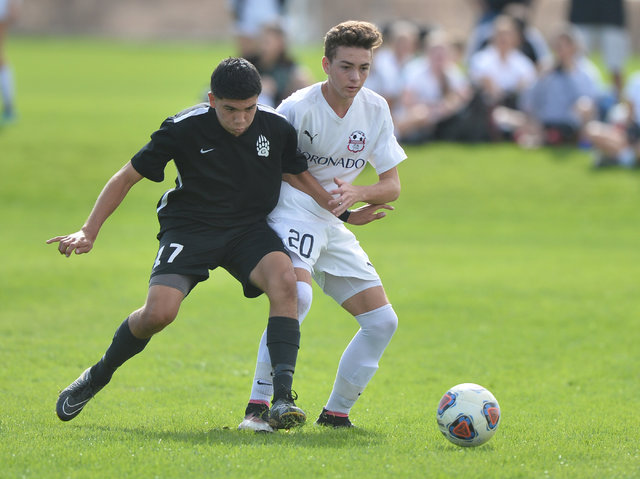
(46, 230), (94, 257)
(347, 204), (394, 226)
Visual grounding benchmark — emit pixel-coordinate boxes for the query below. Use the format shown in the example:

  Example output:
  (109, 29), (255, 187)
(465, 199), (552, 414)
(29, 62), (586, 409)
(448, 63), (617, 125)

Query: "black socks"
(88, 315), (300, 402)
(90, 317), (150, 389)
(266, 316), (300, 401)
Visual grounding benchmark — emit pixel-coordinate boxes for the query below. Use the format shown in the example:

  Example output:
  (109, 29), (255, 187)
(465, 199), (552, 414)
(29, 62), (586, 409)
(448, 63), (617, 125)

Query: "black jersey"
(131, 103), (307, 234)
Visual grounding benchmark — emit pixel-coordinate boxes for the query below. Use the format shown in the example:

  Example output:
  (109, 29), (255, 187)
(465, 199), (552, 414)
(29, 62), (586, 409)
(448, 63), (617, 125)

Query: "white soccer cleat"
(238, 402), (274, 433)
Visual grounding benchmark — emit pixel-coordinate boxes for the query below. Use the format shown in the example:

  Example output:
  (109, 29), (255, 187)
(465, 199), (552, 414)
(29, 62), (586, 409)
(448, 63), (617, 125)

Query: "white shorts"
(575, 25), (629, 71)
(267, 214), (382, 301)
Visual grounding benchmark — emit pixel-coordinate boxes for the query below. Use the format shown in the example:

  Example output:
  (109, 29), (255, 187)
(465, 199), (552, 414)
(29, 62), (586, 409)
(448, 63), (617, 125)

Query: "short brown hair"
(323, 21), (383, 61)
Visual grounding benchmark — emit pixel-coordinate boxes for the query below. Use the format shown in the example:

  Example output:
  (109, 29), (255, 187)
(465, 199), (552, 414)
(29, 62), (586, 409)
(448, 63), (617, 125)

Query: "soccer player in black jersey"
(47, 58), (314, 431)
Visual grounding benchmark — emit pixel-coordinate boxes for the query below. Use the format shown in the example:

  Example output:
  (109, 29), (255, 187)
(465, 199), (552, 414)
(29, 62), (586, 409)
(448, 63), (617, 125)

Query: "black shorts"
(150, 220), (288, 298)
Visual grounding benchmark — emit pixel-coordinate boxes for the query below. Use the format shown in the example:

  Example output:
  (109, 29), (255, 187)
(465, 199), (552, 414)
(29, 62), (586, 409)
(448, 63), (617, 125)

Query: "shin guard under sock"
(266, 316), (300, 401)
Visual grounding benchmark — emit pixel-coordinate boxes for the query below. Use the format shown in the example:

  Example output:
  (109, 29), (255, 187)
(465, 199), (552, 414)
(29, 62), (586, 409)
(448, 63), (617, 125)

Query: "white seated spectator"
(365, 20), (420, 111)
(468, 15), (537, 111)
(467, 3), (551, 70)
(394, 30), (473, 143)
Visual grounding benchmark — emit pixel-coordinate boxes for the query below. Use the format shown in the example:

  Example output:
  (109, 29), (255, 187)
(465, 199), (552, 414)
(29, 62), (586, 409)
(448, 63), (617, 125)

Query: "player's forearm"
(283, 171), (333, 211)
(358, 173), (401, 205)
(83, 163), (142, 241)
(357, 182), (400, 204)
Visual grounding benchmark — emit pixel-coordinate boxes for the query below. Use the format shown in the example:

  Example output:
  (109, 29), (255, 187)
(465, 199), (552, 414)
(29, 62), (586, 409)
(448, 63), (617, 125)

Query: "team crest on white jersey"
(256, 135), (270, 157)
(347, 130), (366, 153)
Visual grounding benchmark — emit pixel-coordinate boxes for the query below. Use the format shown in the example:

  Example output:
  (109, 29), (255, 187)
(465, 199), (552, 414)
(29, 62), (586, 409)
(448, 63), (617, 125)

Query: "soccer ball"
(436, 383), (501, 447)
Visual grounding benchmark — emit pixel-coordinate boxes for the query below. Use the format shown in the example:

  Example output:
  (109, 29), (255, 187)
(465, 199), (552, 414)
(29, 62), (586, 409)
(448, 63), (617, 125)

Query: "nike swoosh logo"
(200, 148), (215, 154)
(256, 380), (272, 386)
(62, 396), (90, 416)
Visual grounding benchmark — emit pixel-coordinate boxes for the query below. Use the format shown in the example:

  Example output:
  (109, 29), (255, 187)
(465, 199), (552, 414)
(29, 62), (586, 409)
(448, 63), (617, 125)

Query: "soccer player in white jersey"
(239, 20), (407, 431)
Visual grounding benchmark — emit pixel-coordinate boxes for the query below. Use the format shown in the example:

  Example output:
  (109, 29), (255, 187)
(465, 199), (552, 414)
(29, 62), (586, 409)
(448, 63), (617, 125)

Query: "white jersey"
(268, 83), (406, 289)
(273, 83), (406, 221)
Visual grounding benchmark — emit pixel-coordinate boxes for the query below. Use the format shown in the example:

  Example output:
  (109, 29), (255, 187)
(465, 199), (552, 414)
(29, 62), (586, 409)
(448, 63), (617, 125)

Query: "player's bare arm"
(284, 171), (393, 226)
(47, 161), (143, 257)
(329, 167), (401, 215)
(347, 203), (395, 225)
(283, 170), (333, 211)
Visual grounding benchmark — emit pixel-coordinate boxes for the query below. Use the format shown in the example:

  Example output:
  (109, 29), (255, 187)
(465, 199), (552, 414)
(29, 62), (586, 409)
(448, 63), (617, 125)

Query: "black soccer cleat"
(315, 408), (354, 428)
(269, 391), (306, 430)
(56, 368), (103, 421)
(238, 402), (274, 433)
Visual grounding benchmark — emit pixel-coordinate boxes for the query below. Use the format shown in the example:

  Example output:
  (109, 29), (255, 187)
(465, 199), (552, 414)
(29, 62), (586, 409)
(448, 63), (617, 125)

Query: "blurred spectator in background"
(501, 3), (551, 68)
(477, 0), (532, 19)
(228, 0), (287, 58)
(467, 1), (551, 69)
(492, 26), (600, 148)
(0, 0), (19, 124)
(469, 0), (532, 31)
(583, 71), (640, 169)
(246, 23), (312, 107)
(448, 31), (468, 67)
(568, 0), (629, 100)
(365, 20), (421, 111)
(468, 15), (536, 138)
(394, 30), (474, 143)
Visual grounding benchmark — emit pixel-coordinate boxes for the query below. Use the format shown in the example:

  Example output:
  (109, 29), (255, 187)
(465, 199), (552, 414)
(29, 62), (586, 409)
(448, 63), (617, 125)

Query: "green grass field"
(1, 36), (639, 478)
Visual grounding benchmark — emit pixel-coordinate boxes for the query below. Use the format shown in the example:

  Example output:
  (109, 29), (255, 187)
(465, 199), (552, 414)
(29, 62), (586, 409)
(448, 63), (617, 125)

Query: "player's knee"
(280, 267), (298, 297)
(376, 310), (398, 339)
(138, 304), (178, 335)
(266, 267), (297, 304)
(360, 305), (398, 341)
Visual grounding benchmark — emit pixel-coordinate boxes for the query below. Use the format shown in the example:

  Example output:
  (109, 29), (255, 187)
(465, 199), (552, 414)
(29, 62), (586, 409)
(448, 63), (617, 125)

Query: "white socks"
(324, 304), (398, 415)
(248, 281), (313, 403)
(247, 287), (399, 417)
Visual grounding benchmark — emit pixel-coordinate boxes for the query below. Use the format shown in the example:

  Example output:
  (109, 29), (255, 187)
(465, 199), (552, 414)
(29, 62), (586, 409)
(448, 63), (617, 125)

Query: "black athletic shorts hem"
(149, 221), (288, 298)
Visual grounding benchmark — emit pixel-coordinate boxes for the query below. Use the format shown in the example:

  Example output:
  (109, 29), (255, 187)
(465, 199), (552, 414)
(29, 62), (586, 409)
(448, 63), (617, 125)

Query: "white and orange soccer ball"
(436, 383), (501, 447)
